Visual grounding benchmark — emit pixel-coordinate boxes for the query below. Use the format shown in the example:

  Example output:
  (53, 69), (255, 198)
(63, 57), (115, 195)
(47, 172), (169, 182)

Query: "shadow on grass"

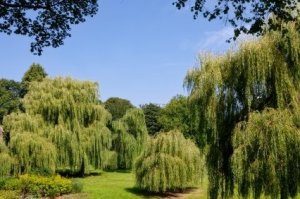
(104, 169), (132, 173)
(126, 187), (199, 198)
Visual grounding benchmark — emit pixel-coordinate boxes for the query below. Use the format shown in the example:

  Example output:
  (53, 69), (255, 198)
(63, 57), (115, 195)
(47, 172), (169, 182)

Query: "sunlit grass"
(76, 171), (300, 199)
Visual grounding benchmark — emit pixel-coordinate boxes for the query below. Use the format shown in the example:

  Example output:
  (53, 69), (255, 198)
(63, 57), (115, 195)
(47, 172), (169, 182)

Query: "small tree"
(135, 130), (203, 193)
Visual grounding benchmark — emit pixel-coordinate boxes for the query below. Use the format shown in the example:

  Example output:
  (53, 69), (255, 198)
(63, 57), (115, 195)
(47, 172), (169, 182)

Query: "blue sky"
(0, 0), (233, 106)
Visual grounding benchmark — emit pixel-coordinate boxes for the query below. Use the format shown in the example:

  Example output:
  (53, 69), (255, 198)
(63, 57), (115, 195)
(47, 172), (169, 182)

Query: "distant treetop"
(104, 97), (135, 121)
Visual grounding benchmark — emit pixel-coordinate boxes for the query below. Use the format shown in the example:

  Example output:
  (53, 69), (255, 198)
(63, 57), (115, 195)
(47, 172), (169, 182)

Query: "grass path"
(76, 171), (204, 199)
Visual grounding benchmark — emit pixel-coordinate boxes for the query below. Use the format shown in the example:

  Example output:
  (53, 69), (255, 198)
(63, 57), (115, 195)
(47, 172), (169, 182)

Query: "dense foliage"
(3, 77), (113, 176)
(140, 103), (162, 135)
(174, 0), (300, 40)
(0, 1), (98, 55)
(112, 108), (148, 169)
(0, 79), (22, 124)
(104, 97), (134, 121)
(185, 22), (300, 198)
(232, 108), (300, 199)
(158, 95), (200, 143)
(135, 130), (203, 193)
(0, 174), (80, 198)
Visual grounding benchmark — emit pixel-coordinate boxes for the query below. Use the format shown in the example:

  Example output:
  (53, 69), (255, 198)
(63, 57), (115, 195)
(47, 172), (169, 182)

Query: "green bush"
(135, 130), (204, 193)
(2, 178), (20, 191)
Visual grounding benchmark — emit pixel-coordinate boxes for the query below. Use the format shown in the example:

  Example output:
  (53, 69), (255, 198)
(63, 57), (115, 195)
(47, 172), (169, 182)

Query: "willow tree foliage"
(0, 141), (15, 176)
(112, 108), (148, 169)
(135, 130), (203, 193)
(3, 77), (113, 176)
(185, 22), (300, 199)
(232, 108), (300, 199)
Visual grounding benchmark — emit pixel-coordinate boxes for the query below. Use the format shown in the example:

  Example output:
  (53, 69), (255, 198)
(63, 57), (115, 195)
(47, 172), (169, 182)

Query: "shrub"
(2, 178), (20, 191)
(0, 190), (19, 199)
(135, 130), (204, 193)
(71, 179), (83, 193)
(19, 174), (72, 198)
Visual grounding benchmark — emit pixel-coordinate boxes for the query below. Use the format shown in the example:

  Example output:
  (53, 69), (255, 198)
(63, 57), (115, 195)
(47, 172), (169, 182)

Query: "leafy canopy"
(0, 0), (98, 55)
(174, 0), (300, 40)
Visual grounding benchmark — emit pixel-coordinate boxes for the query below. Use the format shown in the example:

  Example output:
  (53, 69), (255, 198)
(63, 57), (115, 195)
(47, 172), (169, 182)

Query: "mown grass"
(78, 171), (204, 199)
(76, 171), (300, 199)
(79, 171), (156, 199)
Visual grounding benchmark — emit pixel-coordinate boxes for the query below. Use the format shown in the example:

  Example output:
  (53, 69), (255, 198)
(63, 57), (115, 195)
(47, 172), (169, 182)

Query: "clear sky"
(0, 0), (233, 106)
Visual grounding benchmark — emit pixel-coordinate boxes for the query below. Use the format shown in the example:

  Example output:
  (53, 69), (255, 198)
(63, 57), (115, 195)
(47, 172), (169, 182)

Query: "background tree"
(158, 95), (193, 138)
(104, 97), (134, 121)
(21, 63), (47, 96)
(135, 130), (203, 193)
(3, 77), (113, 176)
(0, 79), (22, 124)
(174, 0), (300, 40)
(185, 22), (300, 199)
(112, 108), (148, 169)
(140, 103), (162, 135)
(0, 1), (98, 55)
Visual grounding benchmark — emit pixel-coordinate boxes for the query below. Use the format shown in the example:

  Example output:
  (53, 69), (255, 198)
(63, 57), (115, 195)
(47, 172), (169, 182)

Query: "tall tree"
(140, 103), (162, 135)
(0, 1), (98, 55)
(174, 0), (300, 40)
(185, 22), (300, 199)
(3, 77), (113, 176)
(104, 97), (134, 121)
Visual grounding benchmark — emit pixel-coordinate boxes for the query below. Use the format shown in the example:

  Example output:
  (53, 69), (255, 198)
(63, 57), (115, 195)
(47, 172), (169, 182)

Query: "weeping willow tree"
(3, 77), (113, 176)
(135, 130), (204, 193)
(112, 108), (148, 169)
(232, 108), (300, 199)
(185, 22), (300, 199)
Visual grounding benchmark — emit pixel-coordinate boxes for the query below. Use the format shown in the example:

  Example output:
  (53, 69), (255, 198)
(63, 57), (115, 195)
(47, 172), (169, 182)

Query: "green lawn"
(80, 171), (154, 199)
(78, 171), (204, 199)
